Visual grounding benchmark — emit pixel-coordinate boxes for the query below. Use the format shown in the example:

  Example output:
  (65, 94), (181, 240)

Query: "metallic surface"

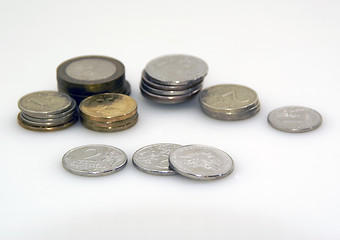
(268, 106), (322, 133)
(81, 117), (138, 132)
(141, 80), (203, 96)
(199, 84), (260, 120)
(145, 54), (208, 86)
(132, 143), (182, 175)
(79, 93), (137, 121)
(18, 91), (73, 118)
(169, 145), (234, 180)
(62, 145), (127, 176)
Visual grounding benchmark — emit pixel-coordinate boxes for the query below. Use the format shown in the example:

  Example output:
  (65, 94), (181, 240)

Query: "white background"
(1, 0), (339, 239)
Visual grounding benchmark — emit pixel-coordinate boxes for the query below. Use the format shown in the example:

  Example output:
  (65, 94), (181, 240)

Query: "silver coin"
(132, 143), (182, 176)
(142, 71), (204, 91)
(62, 145), (128, 176)
(141, 80), (203, 96)
(20, 111), (77, 127)
(169, 145), (234, 180)
(140, 83), (201, 104)
(268, 106), (322, 133)
(199, 84), (260, 120)
(144, 54), (208, 86)
(18, 91), (73, 118)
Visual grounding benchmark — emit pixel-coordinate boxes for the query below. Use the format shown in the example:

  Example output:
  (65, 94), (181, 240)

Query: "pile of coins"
(17, 91), (77, 131)
(199, 84), (260, 120)
(79, 93), (138, 132)
(140, 54), (208, 104)
(62, 143), (234, 181)
(57, 55), (130, 103)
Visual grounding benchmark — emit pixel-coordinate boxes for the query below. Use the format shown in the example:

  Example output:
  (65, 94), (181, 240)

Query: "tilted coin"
(199, 84), (260, 120)
(268, 106), (322, 133)
(132, 143), (182, 175)
(79, 93), (137, 122)
(18, 91), (73, 118)
(141, 80), (202, 96)
(144, 54), (208, 86)
(169, 145), (234, 180)
(140, 83), (201, 104)
(62, 145), (128, 176)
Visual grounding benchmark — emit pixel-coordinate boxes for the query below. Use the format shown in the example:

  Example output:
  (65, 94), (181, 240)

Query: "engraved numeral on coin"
(83, 148), (101, 160)
(222, 90), (250, 103)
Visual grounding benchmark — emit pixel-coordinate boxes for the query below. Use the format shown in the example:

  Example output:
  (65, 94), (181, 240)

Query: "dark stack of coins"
(140, 54), (208, 104)
(79, 93), (138, 132)
(57, 55), (130, 103)
(17, 91), (78, 131)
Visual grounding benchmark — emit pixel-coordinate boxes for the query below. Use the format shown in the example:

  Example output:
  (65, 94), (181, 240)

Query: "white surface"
(1, 0), (339, 239)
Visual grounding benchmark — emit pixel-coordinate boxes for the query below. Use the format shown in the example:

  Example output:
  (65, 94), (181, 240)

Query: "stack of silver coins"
(57, 55), (130, 103)
(17, 91), (77, 131)
(199, 84), (260, 120)
(140, 54), (208, 104)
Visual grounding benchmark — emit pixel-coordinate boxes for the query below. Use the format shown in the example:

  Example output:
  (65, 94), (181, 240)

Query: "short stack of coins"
(79, 93), (138, 132)
(57, 55), (130, 103)
(140, 54), (208, 104)
(199, 84), (260, 120)
(17, 91), (77, 131)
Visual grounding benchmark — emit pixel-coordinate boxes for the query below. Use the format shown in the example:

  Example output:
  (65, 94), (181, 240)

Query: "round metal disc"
(18, 91), (73, 118)
(62, 145), (128, 176)
(81, 117), (138, 132)
(132, 143), (182, 176)
(141, 80), (202, 96)
(144, 54), (208, 86)
(268, 106), (322, 133)
(169, 145), (234, 180)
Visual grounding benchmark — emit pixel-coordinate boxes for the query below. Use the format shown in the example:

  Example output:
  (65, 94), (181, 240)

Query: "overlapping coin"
(17, 91), (77, 131)
(57, 55), (130, 103)
(169, 145), (234, 180)
(79, 93), (138, 132)
(140, 54), (208, 104)
(199, 84), (260, 120)
(268, 106), (322, 133)
(62, 144), (128, 176)
(132, 143), (182, 175)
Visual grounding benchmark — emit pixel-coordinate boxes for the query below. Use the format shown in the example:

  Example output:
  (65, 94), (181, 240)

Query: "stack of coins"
(79, 93), (138, 132)
(140, 54), (208, 104)
(57, 55), (130, 103)
(199, 84), (260, 120)
(17, 91), (77, 131)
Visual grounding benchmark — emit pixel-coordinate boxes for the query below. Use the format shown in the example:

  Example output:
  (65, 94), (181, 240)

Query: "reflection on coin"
(62, 145), (128, 176)
(145, 54), (208, 86)
(18, 91), (73, 117)
(169, 145), (234, 180)
(199, 84), (260, 120)
(141, 81), (202, 96)
(79, 93), (137, 122)
(268, 106), (322, 133)
(132, 143), (182, 175)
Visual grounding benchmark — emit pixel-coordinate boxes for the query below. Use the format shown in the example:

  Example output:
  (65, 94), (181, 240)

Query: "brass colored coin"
(81, 117), (138, 132)
(17, 113), (77, 132)
(79, 93), (137, 122)
(80, 113), (138, 128)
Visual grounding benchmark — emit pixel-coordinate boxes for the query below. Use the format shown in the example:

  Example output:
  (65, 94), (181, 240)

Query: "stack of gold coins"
(17, 91), (78, 131)
(57, 55), (130, 103)
(79, 93), (138, 132)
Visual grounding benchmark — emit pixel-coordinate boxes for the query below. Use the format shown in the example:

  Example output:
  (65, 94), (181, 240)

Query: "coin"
(132, 143), (182, 175)
(20, 111), (77, 127)
(268, 106), (322, 133)
(199, 84), (260, 120)
(18, 91), (73, 118)
(81, 117), (138, 132)
(141, 80), (203, 96)
(169, 145), (234, 180)
(145, 54), (208, 86)
(62, 145), (128, 176)
(140, 83), (201, 104)
(80, 113), (138, 128)
(79, 93), (137, 122)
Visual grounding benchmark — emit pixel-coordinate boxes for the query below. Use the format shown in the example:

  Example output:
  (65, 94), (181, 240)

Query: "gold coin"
(17, 113), (77, 132)
(80, 113), (138, 128)
(79, 93), (137, 122)
(82, 117), (138, 132)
